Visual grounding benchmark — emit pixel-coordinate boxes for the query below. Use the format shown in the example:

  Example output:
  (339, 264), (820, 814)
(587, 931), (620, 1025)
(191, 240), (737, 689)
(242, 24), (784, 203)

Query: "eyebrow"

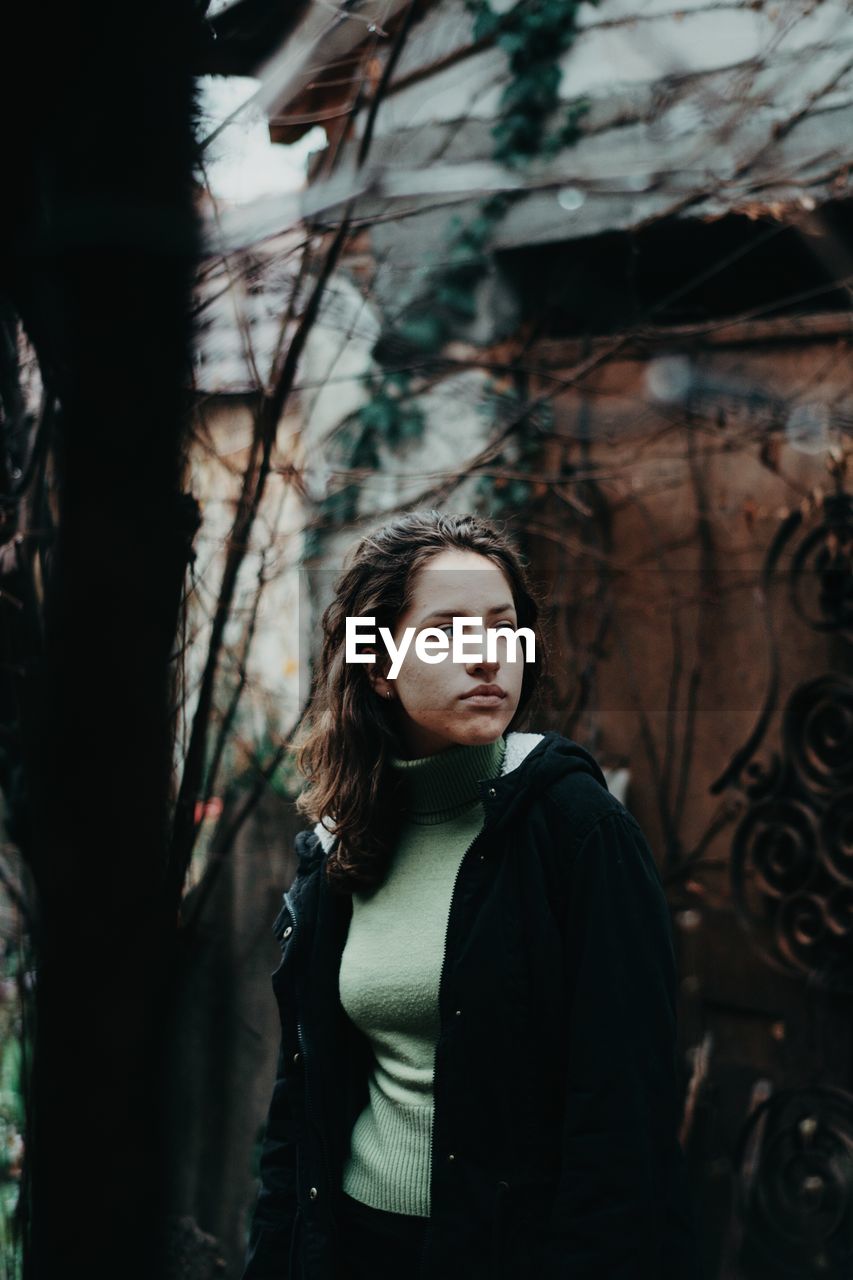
(417, 602), (517, 626)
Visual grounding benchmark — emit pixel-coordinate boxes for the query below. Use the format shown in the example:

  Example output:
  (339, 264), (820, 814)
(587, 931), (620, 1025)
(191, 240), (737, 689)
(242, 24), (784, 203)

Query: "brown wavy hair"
(292, 509), (550, 895)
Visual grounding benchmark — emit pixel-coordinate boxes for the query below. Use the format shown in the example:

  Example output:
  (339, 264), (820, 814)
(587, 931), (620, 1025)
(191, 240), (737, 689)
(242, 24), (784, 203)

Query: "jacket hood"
(306, 730), (609, 865)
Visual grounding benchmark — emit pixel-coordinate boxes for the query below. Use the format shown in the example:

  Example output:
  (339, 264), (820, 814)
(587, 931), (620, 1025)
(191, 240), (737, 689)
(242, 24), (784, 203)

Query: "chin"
(453, 717), (509, 743)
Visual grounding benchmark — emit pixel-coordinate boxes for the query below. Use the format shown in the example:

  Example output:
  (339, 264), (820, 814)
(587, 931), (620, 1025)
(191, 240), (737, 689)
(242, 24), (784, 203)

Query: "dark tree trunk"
(0, 3), (201, 1276)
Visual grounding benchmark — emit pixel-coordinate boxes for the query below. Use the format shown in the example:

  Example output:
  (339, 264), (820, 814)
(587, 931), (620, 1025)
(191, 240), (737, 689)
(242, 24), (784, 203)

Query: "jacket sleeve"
(540, 808), (698, 1279)
(241, 1034), (299, 1280)
(241, 895), (301, 1280)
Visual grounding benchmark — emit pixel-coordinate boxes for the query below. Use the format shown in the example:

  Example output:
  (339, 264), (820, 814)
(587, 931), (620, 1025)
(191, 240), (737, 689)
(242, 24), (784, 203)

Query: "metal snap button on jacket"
(308, 1187), (318, 1200)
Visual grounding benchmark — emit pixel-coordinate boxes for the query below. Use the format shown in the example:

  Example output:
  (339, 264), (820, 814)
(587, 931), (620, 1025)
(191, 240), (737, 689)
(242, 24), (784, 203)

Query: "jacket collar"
(281, 730), (611, 932)
(311, 731), (548, 857)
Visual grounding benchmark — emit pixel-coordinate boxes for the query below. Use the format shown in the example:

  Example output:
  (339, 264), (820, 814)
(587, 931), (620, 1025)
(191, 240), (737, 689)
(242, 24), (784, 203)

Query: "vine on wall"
(468, 0), (593, 166)
(309, 0), (593, 545)
(472, 382), (555, 517)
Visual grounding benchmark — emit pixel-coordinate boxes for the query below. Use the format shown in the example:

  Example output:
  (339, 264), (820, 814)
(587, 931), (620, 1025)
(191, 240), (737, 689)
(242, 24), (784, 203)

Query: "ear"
(364, 647), (396, 702)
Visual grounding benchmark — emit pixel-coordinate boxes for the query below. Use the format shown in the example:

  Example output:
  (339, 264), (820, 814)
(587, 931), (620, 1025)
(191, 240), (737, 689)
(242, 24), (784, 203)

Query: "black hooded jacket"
(241, 730), (701, 1279)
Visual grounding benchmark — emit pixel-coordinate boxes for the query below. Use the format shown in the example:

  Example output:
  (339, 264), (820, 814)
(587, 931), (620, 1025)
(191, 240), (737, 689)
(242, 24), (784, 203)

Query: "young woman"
(241, 509), (699, 1280)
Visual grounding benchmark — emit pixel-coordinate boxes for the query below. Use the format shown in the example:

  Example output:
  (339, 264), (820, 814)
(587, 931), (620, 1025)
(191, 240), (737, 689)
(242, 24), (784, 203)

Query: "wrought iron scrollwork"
(732, 1085), (853, 1278)
(730, 672), (853, 991)
(715, 488), (853, 990)
(789, 491), (853, 634)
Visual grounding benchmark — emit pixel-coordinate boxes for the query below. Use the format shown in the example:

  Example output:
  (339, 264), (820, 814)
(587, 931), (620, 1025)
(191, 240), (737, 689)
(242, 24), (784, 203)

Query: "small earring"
(386, 690), (393, 701)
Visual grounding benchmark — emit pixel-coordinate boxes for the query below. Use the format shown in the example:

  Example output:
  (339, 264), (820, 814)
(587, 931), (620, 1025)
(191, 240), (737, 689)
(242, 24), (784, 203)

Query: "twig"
(169, 0), (421, 911)
(180, 698), (312, 935)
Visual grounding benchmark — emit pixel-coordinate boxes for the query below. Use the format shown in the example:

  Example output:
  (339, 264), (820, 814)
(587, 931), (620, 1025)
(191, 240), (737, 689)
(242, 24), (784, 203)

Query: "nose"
(464, 621), (501, 678)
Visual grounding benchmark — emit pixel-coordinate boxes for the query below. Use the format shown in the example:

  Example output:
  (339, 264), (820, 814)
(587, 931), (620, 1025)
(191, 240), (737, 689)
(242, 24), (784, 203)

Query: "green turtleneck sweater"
(338, 733), (507, 1217)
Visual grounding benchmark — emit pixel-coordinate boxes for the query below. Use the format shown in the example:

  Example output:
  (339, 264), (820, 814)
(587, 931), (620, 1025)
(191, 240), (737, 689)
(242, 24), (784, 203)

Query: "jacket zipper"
(296, 1019), (335, 1212)
(419, 791), (497, 1278)
(436, 822), (488, 1021)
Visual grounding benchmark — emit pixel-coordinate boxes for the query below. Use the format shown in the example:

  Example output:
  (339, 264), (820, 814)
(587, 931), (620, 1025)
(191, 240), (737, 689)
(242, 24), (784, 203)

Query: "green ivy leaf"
(435, 283), (478, 320)
(398, 312), (446, 351)
(400, 409), (425, 440)
(357, 399), (391, 435)
(351, 426), (381, 468)
(472, 5), (501, 40)
(496, 31), (526, 55)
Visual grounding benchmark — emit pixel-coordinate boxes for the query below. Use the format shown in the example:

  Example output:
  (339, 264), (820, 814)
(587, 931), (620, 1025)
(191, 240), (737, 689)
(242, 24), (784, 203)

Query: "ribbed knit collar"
(388, 735), (507, 825)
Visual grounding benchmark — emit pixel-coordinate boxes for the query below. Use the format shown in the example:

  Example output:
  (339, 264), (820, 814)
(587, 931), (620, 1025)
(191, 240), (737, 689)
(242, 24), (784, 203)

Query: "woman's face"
(369, 548), (526, 758)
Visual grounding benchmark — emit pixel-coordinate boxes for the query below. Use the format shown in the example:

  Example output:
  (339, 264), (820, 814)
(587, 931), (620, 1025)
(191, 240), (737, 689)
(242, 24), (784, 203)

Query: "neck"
(388, 735), (507, 824)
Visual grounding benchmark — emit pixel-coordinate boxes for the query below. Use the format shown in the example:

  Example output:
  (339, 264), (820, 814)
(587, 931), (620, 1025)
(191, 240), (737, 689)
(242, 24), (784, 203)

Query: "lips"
(461, 685), (506, 700)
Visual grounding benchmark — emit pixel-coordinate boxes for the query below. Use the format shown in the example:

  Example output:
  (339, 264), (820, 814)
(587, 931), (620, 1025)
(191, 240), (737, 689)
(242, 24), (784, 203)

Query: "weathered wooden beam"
(524, 310), (853, 363)
(256, 0), (413, 122)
